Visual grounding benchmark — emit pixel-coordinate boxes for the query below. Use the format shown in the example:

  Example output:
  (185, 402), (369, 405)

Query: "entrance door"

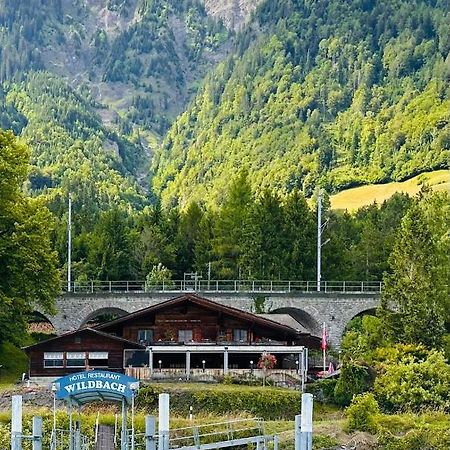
(96, 424), (115, 450)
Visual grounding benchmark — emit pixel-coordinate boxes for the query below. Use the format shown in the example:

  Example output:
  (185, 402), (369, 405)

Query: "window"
(44, 352), (64, 368)
(233, 329), (248, 342)
(66, 352), (86, 367)
(137, 329), (154, 345)
(88, 351), (109, 367)
(178, 329), (193, 343)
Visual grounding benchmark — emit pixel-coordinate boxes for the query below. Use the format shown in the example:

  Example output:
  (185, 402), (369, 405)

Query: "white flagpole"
(322, 322), (326, 373)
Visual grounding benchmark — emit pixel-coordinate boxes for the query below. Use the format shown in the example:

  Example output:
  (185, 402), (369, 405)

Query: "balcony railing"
(63, 279), (382, 294)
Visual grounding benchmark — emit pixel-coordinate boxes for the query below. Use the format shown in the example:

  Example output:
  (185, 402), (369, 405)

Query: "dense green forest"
(0, 0), (231, 218)
(1, 0), (448, 213)
(153, 0), (450, 207)
(0, 0), (228, 133)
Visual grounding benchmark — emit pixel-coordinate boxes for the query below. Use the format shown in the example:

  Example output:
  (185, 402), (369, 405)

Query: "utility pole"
(317, 190), (329, 292)
(317, 190), (322, 292)
(67, 193), (72, 292)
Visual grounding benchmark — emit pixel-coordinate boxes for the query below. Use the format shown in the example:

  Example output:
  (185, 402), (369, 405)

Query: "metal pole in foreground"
(11, 395), (22, 450)
(145, 416), (156, 450)
(131, 390), (136, 450)
(158, 393), (170, 450)
(32, 416), (43, 450)
(67, 192), (72, 292)
(69, 404), (73, 450)
(294, 414), (301, 450)
(121, 399), (127, 450)
(300, 393), (313, 450)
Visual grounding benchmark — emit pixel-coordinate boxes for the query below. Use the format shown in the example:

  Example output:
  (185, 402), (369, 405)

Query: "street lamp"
(295, 360), (299, 374)
(250, 360), (254, 374)
(202, 360), (206, 372)
(158, 360), (162, 372)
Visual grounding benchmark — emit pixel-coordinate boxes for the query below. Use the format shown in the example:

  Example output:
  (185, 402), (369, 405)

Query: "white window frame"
(66, 351), (86, 367)
(88, 351), (109, 359)
(43, 352), (64, 368)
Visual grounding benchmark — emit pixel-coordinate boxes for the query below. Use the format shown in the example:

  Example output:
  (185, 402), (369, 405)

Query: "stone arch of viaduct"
(40, 292), (380, 347)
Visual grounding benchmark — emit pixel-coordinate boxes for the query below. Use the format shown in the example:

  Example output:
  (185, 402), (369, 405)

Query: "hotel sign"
(54, 371), (139, 403)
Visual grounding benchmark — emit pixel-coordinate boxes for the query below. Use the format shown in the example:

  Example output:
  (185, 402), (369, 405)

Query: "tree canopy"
(0, 130), (60, 345)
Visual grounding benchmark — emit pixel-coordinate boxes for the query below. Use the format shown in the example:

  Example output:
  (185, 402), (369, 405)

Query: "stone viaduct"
(41, 290), (381, 346)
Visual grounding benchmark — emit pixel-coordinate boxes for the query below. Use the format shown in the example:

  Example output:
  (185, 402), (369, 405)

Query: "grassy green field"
(330, 170), (449, 211)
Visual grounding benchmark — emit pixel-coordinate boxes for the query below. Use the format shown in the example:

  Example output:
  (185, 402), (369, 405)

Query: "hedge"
(136, 384), (301, 420)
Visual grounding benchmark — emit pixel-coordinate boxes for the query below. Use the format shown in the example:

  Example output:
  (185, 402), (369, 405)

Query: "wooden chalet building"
(25, 294), (320, 379)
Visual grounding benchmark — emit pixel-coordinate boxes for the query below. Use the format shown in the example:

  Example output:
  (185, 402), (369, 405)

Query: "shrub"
(146, 263), (174, 289)
(306, 379), (337, 404)
(345, 393), (380, 433)
(377, 427), (450, 450)
(375, 411), (450, 449)
(136, 384), (301, 420)
(312, 435), (339, 449)
(442, 333), (450, 361)
(373, 350), (450, 412)
(334, 362), (374, 406)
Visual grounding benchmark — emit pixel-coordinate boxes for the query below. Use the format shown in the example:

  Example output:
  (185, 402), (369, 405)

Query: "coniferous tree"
(282, 190), (316, 279)
(87, 209), (136, 280)
(381, 191), (449, 348)
(213, 170), (253, 278)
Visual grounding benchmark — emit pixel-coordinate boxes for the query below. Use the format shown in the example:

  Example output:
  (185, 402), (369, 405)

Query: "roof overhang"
(142, 344), (306, 353)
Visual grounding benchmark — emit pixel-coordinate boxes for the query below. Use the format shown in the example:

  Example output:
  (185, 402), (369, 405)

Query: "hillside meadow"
(330, 170), (449, 211)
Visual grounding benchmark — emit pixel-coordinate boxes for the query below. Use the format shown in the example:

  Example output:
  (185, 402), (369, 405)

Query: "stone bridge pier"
(41, 291), (381, 347)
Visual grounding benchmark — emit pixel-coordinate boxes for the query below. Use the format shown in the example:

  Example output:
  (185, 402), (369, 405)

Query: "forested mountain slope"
(0, 0), (228, 133)
(0, 0), (230, 214)
(152, 0), (450, 208)
(203, 0), (262, 30)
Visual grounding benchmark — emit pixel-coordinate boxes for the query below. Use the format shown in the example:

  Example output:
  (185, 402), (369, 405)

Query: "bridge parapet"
(62, 279), (382, 295)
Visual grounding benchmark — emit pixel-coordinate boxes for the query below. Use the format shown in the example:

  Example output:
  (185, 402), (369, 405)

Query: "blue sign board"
(54, 371), (139, 405)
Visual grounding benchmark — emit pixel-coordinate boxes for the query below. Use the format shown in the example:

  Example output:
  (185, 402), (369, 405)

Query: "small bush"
(345, 393), (380, 433)
(312, 435), (339, 449)
(377, 427), (450, 450)
(334, 362), (373, 406)
(306, 379), (337, 404)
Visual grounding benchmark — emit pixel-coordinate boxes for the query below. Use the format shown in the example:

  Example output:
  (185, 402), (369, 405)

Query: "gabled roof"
(257, 314), (311, 334)
(23, 327), (146, 351)
(96, 293), (306, 336)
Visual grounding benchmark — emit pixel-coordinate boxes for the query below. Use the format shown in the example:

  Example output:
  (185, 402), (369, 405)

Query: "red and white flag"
(321, 322), (328, 350)
(328, 362), (335, 374)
